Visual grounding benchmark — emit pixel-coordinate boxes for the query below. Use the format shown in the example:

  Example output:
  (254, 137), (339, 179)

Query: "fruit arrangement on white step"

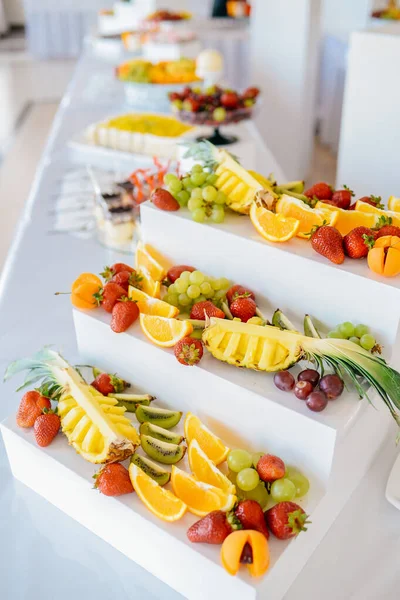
(6, 355), (311, 579)
(148, 141), (400, 277)
(64, 241), (400, 428)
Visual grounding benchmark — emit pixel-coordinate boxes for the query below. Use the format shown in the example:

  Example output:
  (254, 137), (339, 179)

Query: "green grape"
(355, 324), (369, 338)
(271, 478), (296, 503)
(241, 482), (270, 510)
(197, 294), (207, 303)
(168, 179), (183, 193)
(202, 185), (218, 203)
(205, 288), (215, 298)
(175, 278), (189, 294)
(211, 278), (223, 291)
(214, 289), (227, 301)
(178, 293), (191, 307)
(182, 177), (192, 189)
(236, 468), (260, 492)
(192, 164), (204, 174)
(360, 333), (375, 350)
(190, 270), (205, 285)
(286, 472), (310, 498)
(191, 172), (208, 187)
(188, 196), (204, 212)
(213, 107), (227, 122)
(227, 449), (253, 473)
(211, 206), (225, 223)
(338, 321), (355, 339)
(349, 336), (361, 345)
(168, 283), (177, 295)
(252, 452), (265, 468)
(177, 190), (190, 206)
(164, 173), (179, 186)
(163, 294), (171, 304)
(168, 293), (179, 307)
(186, 184), (195, 194)
(187, 284), (201, 299)
(206, 173), (218, 185)
(284, 465), (299, 479)
(327, 330), (345, 339)
(200, 281), (212, 296)
(219, 277), (230, 290)
(192, 207), (206, 223)
(191, 187), (203, 200)
(179, 271), (192, 283)
(214, 191), (227, 205)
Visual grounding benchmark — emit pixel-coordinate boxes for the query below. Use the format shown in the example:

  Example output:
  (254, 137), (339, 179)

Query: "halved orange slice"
(135, 242), (170, 281)
(188, 439), (235, 493)
(316, 201), (378, 235)
(129, 286), (179, 318)
(129, 464), (187, 522)
(171, 466), (236, 517)
(140, 314), (193, 347)
(355, 200), (400, 227)
(276, 195), (338, 239)
(250, 201), (299, 242)
(184, 413), (229, 465)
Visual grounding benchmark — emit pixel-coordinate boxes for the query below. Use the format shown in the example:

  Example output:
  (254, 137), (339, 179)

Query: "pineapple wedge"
(5, 349), (139, 463)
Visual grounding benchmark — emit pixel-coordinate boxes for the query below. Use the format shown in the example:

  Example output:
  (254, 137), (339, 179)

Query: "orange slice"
(129, 286), (179, 318)
(355, 200), (400, 227)
(249, 202), (299, 243)
(316, 201), (378, 235)
(135, 242), (170, 281)
(129, 464), (186, 522)
(388, 196), (400, 212)
(188, 439), (235, 493)
(140, 314), (193, 347)
(184, 413), (229, 465)
(138, 269), (161, 298)
(276, 195), (338, 239)
(171, 466), (236, 517)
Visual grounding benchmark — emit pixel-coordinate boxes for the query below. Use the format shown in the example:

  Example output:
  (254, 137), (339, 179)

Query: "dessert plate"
(386, 453), (400, 510)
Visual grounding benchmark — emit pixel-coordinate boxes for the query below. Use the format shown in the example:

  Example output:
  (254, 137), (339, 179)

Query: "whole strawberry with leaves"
(16, 390), (51, 428)
(343, 227), (376, 259)
(34, 408), (61, 447)
(374, 216), (400, 239)
(331, 185), (354, 210)
(94, 282), (126, 313)
(309, 224), (345, 265)
(174, 337), (203, 366)
(91, 372), (127, 395)
(304, 182), (333, 201)
(187, 510), (241, 544)
(94, 463), (134, 496)
(101, 263), (135, 281)
(265, 501), (310, 540)
(111, 298), (139, 333)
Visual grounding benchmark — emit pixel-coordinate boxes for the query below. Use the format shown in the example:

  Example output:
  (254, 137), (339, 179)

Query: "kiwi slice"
(135, 405), (182, 429)
(304, 314), (321, 339)
(130, 453), (170, 486)
(274, 180), (305, 195)
(272, 309), (298, 332)
(139, 422), (184, 445)
(141, 434), (186, 465)
(109, 393), (154, 412)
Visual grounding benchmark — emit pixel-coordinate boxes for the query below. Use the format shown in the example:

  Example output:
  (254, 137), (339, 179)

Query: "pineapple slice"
(202, 318), (302, 371)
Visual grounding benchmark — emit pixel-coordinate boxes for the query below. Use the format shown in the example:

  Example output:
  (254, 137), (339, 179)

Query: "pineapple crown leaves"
(343, 184), (355, 197)
(373, 215), (393, 230)
(362, 234), (376, 250)
(4, 348), (69, 395)
(287, 510), (311, 535)
(182, 140), (219, 170)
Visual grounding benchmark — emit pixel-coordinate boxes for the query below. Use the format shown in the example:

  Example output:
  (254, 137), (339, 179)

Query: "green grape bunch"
(163, 269), (231, 314)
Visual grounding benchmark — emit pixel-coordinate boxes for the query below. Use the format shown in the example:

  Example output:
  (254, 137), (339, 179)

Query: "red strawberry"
(94, 463), (134, 496)
(91, 372), (126, 395)
(174, 336), (203, 366)
(310, 225), (345, 265)
(376, 225), (400, 238)
(167, 265), (195, 283)
(110, 271), (131, 291)
(190, 301), (225, 320)
(304, 182), (333, 201)
(16, 391), (51, 428)
(95, 282), (126, 313)
(34, 410), (60, 447)
(151, 188), (180, 211)
(235, 500), (269, 539)
(187, 510), (236, 544)
(357, 195), (384, 210)
(230, 297), (257, 322)
(330, 185), (354, 209)
(101, 263), (134, 281)
(111, 298), (139, 333)
(343, 227), (376, 259)
(226, 284), (255, 305)
(265, 501), (309, 540)
(256, 454), (285, 482)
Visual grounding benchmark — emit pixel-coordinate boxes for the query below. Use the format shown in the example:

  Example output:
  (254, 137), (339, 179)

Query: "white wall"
(322, 0), (372, 36)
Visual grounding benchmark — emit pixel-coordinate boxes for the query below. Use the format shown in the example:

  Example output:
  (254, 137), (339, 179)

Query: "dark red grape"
(298, 369), (320, 387)
(294, 381), (313, 400)
(274, 371), (295, 391)
(306, 391), (328, 412)
(319, 374), (344, 400)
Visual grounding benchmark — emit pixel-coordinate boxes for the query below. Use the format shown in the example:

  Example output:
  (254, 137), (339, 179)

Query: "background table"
(1, 42), (400, 600)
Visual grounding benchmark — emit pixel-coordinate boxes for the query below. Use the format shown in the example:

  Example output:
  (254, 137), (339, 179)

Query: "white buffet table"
(1, 42), (400, 600)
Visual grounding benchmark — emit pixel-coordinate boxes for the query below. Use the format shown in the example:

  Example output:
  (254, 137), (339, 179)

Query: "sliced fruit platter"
(147, 140), (400, 278)
(64, 242), (400, 428)
(116, 58), (200, 85)
(5, 351), (312, 581)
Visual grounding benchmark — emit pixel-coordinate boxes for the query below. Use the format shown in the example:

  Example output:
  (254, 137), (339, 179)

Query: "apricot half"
(221, 530), (270, 578)
(368, 235), (400, 277)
